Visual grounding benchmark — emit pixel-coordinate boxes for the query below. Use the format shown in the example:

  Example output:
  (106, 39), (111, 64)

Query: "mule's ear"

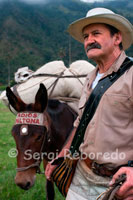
(6, 87), (26, 112)
(34, 83), (48, 112)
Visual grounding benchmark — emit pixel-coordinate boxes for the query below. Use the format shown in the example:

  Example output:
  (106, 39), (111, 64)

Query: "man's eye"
(94, 32), (100, 35)
(83, 35), (88, 40)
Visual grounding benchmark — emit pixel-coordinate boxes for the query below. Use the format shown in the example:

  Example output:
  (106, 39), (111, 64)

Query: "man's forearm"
(59, 127), (77, 157)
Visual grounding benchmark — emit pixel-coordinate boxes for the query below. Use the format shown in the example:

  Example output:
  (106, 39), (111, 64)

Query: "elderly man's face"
(82, 23), (122, 61)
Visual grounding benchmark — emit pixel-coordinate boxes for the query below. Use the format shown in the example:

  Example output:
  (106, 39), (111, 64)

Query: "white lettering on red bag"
(15, 112), (44, 126)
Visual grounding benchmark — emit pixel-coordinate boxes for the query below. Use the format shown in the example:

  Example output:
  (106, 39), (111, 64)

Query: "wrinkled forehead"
(82, 23), (111, 34)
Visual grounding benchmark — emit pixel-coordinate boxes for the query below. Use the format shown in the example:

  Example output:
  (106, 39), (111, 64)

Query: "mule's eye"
(36, 135), (42, 141)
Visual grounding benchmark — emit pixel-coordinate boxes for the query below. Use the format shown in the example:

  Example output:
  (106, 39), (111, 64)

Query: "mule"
(6, 83), (77, 200)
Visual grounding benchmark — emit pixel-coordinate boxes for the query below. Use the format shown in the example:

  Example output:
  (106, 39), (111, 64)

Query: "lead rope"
(96, 186), (119, 200)
(96, 174), (126, 200)
(96, 189), (110, 200)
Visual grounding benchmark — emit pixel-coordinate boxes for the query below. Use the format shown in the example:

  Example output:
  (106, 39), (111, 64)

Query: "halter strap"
(16, 112), (45, 126)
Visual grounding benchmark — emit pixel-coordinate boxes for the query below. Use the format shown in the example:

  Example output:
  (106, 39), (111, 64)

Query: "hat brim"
(68, 13), (133, 50)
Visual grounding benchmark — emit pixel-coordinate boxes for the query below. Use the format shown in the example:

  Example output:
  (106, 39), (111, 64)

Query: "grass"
(0, 102), (64, 200)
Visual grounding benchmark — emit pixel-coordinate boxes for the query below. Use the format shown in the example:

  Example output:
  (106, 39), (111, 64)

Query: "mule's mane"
(47, 99), (66, 117)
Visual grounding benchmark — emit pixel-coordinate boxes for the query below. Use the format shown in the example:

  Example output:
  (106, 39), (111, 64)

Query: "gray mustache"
(86, 43), (101, 52)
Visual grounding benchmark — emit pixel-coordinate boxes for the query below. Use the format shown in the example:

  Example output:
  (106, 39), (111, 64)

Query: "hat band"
(16, 112), (44, 126)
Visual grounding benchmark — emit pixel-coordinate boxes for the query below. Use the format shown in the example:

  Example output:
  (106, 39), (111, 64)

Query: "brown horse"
(6, 83), (77, 200)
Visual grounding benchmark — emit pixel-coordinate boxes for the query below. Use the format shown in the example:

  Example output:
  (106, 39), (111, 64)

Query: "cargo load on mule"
(0, 60), (95, 114)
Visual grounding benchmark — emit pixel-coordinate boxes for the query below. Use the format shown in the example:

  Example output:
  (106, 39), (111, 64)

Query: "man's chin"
(87, 54), (99, 60)
(87, 50), (101, 60)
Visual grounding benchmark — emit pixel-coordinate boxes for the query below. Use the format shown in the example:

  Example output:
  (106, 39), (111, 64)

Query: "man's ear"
(114, 32), (122, 47)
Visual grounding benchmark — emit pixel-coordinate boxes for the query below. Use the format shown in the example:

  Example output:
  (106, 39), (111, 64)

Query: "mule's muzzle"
(15, 171), (36, 190)
(16, 181), (32, 190)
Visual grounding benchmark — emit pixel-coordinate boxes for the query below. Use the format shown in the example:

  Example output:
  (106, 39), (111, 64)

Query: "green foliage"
(0, 0), (132, 84)
(0, 85), (6, 91)
(0, 102), (64, 199)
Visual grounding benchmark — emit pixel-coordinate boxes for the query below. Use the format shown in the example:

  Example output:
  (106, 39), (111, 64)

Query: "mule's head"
(6, 84), (49, 190)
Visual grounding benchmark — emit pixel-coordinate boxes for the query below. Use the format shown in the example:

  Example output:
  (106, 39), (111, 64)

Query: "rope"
(96, 189), (109, 200)
(48, 71), (65, 98)
(52, 96), (79, 102)
(32, 73), (87, 78)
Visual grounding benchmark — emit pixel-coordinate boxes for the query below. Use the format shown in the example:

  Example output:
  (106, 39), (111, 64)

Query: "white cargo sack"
(0, 60), (95, 113)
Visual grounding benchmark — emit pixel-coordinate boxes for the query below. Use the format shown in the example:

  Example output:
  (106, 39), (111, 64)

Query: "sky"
(20, 0), (105, 3)
(81, 0), (104, 2)
(0, 0), (120, 4)
(0, 0), (107, 4)
(0, 0), (53, 4)
(21, 0), (105, 3)
(19, 0), (52, 4)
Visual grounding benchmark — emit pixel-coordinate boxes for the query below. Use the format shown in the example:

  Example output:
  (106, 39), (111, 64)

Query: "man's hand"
(45, 127), (77, 181)
(110, 167), (133, 200)
(45, 161), (57, 180)
(45, 148), (70, 180)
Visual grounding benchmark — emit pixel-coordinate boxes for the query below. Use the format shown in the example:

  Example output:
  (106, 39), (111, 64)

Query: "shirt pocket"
(102, 94), (132, 127)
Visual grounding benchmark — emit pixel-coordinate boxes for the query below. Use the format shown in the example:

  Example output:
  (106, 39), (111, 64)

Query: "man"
(45, 8), (133, 199)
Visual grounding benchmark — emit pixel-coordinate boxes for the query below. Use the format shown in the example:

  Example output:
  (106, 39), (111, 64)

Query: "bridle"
(16, 160), (43, 174)
(16, 128), (47, 174)
(15, 113), (48, 174)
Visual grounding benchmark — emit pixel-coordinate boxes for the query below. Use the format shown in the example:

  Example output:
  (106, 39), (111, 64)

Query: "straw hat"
(68, 8), (133, 50)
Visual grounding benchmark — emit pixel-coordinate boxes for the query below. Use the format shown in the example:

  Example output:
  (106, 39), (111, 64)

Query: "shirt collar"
(86, 67), (98, 90)
(86, 51), (127, 90)
(102, 51), (127, 76)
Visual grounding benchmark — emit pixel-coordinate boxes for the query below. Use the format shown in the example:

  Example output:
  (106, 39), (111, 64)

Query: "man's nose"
(89, 38), (96, 45)
(84, 35), (95, 46)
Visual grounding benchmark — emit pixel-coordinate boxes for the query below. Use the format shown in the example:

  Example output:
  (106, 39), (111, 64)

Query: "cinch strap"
(15, 112), (44, 126)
